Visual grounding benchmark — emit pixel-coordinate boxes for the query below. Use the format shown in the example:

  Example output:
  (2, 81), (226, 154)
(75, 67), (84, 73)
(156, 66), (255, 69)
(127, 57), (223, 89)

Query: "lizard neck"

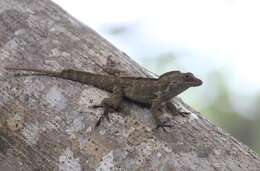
(160, 82), (190, 101)
(170, 85), (189, 97)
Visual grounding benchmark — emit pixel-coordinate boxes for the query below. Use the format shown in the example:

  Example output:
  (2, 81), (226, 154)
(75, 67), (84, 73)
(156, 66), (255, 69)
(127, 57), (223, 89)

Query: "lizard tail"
(5, 67), (115, 92)
(4, 67), (61, 77)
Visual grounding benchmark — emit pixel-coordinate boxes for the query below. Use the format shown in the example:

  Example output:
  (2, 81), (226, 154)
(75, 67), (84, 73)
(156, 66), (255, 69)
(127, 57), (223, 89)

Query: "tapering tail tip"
(4, 66), (61, 77)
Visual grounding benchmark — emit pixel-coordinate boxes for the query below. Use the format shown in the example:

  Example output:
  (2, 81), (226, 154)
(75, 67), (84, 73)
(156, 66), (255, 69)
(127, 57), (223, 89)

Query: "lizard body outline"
(5, 67), (202, 129)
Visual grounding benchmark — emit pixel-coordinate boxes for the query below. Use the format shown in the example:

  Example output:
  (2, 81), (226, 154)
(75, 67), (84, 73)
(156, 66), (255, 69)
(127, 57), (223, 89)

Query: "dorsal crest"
(159, 71), (181, 80)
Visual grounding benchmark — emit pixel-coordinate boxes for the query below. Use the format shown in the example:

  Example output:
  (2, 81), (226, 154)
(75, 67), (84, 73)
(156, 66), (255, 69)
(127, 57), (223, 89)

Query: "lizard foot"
(95, 109), (109, 128)
(90, 104), (103, 109)
(155, 121), (173, 132)
(94, 106), (116, 128)
(179, 111), (190, 117)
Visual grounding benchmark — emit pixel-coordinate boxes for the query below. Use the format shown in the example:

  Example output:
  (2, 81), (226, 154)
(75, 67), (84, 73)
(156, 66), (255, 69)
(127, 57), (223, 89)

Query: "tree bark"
(0, 0), (259, 170)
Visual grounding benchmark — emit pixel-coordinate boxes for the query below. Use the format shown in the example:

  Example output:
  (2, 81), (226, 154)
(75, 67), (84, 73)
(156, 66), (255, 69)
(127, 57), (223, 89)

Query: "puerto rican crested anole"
(5, 67), (202, 129)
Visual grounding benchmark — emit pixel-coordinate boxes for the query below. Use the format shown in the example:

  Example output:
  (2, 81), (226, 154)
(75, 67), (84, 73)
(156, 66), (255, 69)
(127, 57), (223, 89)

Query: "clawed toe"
(95, 118), (102, 128)
(95, 108), (113, 128)
(156, 124), (172, 129)
(95, 111), (109, 128)
(91, 104), (115, 128)
(90, 104), (103, 109)
(156, 121), (173, 132)
(179, 111), (190, 117)
(90, 104), (116, 112)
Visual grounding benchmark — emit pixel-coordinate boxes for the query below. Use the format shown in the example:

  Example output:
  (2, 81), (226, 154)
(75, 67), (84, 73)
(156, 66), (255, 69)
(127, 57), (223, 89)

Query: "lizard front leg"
(151, 81), (187, 130)
(165, 101), (189, 117)
(151, 98), (173, 130)
(151, 100), (190, 131)
(93, 84), (123, 127)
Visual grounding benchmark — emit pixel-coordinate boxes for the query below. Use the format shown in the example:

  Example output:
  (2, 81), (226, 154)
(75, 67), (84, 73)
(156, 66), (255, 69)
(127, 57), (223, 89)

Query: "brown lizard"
(5, 67), (202, 129)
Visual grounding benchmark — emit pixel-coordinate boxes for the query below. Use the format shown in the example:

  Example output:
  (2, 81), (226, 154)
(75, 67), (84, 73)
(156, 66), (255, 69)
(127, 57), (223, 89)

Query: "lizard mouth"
(184, 73), (203, 87)
(192, 79), (203, 86)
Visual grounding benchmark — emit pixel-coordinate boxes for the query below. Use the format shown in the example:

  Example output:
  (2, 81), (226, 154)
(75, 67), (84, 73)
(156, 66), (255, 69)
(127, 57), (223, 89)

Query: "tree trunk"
(0, 0), (259, 170)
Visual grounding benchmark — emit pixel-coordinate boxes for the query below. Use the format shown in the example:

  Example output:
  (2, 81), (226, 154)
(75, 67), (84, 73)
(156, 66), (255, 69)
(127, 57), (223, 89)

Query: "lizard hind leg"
(93, 85), (123, 128)
(94, 102), (115, 128)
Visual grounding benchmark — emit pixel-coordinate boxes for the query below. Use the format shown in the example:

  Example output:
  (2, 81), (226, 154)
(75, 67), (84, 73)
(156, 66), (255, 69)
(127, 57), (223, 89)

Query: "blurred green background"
(53, 0), (260, 153)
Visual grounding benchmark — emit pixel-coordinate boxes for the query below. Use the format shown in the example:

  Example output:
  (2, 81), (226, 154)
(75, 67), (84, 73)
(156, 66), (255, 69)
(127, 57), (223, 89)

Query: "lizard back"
(58, 69), (117, 92)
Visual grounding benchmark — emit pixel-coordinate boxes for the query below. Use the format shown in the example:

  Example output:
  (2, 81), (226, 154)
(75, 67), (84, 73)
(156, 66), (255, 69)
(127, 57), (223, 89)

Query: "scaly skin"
(5, 67), (202, 129)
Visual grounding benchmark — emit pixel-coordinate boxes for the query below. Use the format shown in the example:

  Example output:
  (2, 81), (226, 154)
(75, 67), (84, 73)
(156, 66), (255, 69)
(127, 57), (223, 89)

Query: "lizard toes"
(156, 124), (173, 129)
(90, 104), (104, 109)
(155, 121), (173, 132)
(95, 117), (103, 128)
(95, 120), (101, 128)
(179, 111), (190, 117)
(95, 109), (111, 128)
(155, 125), (172, 133)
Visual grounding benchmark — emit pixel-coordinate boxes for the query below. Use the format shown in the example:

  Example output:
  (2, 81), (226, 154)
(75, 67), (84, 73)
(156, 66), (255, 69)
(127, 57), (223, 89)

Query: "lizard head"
(159, 71), (203, 87)
(181, 72), (203, 87)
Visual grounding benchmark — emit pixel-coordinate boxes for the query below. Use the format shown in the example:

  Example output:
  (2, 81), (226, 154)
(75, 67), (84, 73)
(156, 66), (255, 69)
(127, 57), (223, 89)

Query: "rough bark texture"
(0, 0), (259, 170)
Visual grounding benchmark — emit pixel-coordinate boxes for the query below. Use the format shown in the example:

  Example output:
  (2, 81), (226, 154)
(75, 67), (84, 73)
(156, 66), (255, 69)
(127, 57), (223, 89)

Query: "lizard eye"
(184, 74), (191, 79)
(184, 73), (193, 81)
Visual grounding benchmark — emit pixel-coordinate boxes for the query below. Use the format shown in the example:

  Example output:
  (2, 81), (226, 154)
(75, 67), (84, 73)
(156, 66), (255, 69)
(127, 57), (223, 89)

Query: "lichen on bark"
(0, 0), (259, 170)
